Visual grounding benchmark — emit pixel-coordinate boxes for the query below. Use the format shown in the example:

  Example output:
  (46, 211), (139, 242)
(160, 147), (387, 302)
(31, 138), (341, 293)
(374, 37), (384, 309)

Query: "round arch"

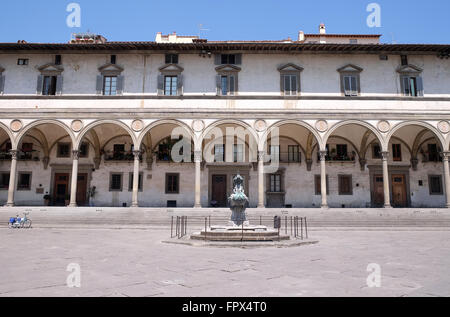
(323, 120), (384, 151)
(75, 120), (137, 150)
(201, 119), (259, 151)
(0, 122), (15, 148)
(312, 135), (362, 160)
(137, 119), (195, 150)
(262, 119), (322, 151)
(386, 121), (447, 152)
(15, 119), (75, 151)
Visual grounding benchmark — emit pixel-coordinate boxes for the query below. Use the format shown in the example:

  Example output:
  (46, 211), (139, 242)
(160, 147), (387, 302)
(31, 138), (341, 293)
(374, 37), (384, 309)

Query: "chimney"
(298, 31), (305, 42)
(319, 23), (326, 34)
(155, 32), (162, 42)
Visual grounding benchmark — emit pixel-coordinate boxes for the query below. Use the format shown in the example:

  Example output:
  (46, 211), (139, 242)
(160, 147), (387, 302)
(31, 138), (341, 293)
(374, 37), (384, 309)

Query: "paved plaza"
(1, 226), (449, 297)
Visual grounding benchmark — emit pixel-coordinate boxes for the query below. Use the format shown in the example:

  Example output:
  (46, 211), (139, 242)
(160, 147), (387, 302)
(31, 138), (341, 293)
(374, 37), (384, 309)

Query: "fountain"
(190, 174), (290, 242)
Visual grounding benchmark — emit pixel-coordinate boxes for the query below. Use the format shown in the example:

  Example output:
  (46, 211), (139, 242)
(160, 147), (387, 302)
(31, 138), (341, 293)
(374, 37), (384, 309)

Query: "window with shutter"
(392, 144), (402, 161)
(343, 75), (358, 96)
(109, 173), (123, 191)
(429, 175), (443, 195)
(315, 175), (329, 195)
(338, 175), (353, 195)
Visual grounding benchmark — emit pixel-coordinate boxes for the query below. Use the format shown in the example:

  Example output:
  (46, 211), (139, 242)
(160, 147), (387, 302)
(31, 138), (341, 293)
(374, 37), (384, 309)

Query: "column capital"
(258, 151), (265, 161)
(72, 150), (80, 160)
(441, 151), (450, 160)
(381, 151), (389, 160)
(194, 150), (202, 162)
(8, 150), (18, 160)
(319, 151), (328, 161)
(132, 150), (142, 160)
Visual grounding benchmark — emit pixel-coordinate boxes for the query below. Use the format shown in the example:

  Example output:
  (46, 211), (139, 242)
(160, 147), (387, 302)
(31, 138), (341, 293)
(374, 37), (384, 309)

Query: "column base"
(321, 204), (329, 208)
(5, 203), (15, 207)
(384, 204), (392, 208)
(194, 204), (202, 208)
(131, 203), (139, 208)
(68, 203), (77, 207)
(257, 204), (265, 209)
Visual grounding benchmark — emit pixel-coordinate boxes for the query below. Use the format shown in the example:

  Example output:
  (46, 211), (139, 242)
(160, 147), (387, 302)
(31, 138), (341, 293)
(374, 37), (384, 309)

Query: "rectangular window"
(165, 54), (178, 64)
(17, 172), (31, 190)
(0, 173), (10, 190)
(79, 143), (89, 158)
(113, 144), (125, 160)
(343, 75), (358, 96)
(372, 144), (382, 159)
(103, 76), (117, 96)
(288, 145), (300, 163)
(270, 174), (282, 192)
(221, 54), (236, 65)
(128, 172), (143, 191)
(57, 143), (71, 158)
(109, 173), (123, 191)
(110, 55), (117, 64)
(392, 144), (402, 161)
(336, 144), (348, 159)
(42, 76), (57, 95)
(164, 76), (178, 96)
(315, 175), (329, 195)
(338, 175), (353, 195)
(427, 144), (440, 162)
(233, 144), (244, 162)
(349, 39), (358, 44)
(55, 55), (62, 65)
(166, 173), (179, 194)
(402, 76), (423, 97)
(220, 75), (236, 96)
(270, 145), (280, 162)
(17, 59), (29, 65)
(401, 55), (408, 66)
(282, 74), (298, 96)
(429, 175), (443, 195)
(214, 144), (225, 162)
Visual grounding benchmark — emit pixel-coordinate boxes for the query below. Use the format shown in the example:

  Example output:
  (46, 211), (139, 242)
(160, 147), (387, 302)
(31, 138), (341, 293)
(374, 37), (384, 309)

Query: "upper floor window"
(97, 63), (124, 96)
(288, 145), (300, 163)
(392, 144), (402, 161)
(397, 64), (424, 97)
(103, 76), (117, 96)
(79, 142), (89, 158)
(55, 55), (62, 65)
(372, 143), (382, 159)
(233, 144), (244, 162)
(278, 64), (303, 96)
(164, 76), (178, 96)
(17, 59), (29, 66)
(57, 143), (71, 158)
(214, 144), (225, 162)
(215, 54), (242, 65)
(337, 64), (363, 97)
(349, 39), (358, 44)
(215, 64), (240, 96)
(157, 64), (184, 96)
(37, 63), (64, 96)
(165, 54), (179, 64)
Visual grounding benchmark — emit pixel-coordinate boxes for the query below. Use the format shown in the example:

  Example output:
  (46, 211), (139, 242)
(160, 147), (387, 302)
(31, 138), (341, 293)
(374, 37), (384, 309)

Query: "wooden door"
(392, 174), (407, 207)
(76, 173), (88, 206)
(373, 174), (384, 207)
(211, 175), (227, 207)
(53, 173), (69, 205)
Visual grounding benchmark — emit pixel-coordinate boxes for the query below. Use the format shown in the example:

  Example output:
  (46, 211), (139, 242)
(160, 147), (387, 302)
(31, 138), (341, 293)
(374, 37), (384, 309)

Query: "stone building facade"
(1, 28), (450, 209)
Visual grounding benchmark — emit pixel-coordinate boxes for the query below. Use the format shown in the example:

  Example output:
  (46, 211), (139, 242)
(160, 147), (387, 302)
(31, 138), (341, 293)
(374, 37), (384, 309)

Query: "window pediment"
(278, 63), (304, 73)
(337, 64), (363, 73)
(396, 64), (423, 74)
(38, 63), (64, 75)
(159, 63), (184, 74)
(98, 63), (124, 75)
(215, 64), (241, 73)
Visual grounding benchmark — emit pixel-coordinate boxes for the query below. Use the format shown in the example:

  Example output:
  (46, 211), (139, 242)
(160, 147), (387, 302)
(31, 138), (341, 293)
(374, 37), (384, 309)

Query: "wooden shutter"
(214, 54), (221, 65)
(157, 75), (164, 95)
(235, 53), (242, 65)
(280, 74), (285, 94)
(350, 76), (357, 96)
(216, 75), (222, 95)
(55, 75), (63, 95)
(177, 74), (183, 96)
(343, 76), (351, 96)
(96, 75), (103, 95)
(116, 75), (124, 95)
(400, 76), (409, 96)
(36, 75), (43, 95)
(0, 75), (5, 94)
(229, 75), (235, 95)
(416, 76), (424, 96)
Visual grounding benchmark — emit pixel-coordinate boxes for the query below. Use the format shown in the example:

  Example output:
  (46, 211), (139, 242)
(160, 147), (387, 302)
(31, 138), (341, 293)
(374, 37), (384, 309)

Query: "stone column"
(69, 150), (80, 207)
(194, 150), (202, 208)
(319, 151), (328, 208)
(131, 150), (141, 208)
(257, 151), (265, 208)
(381, 151), (391, 208)
(6, 150), (18, 207)
(442, 152), (450, 208)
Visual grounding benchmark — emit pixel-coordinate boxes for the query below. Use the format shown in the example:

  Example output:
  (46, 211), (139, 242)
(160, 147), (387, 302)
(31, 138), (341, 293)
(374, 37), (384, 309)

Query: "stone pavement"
(0, 227), (449, 297)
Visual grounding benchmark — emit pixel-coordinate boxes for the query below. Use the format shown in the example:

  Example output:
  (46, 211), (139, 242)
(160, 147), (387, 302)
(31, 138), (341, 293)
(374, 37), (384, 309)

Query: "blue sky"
(1, 0), (449, 44)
